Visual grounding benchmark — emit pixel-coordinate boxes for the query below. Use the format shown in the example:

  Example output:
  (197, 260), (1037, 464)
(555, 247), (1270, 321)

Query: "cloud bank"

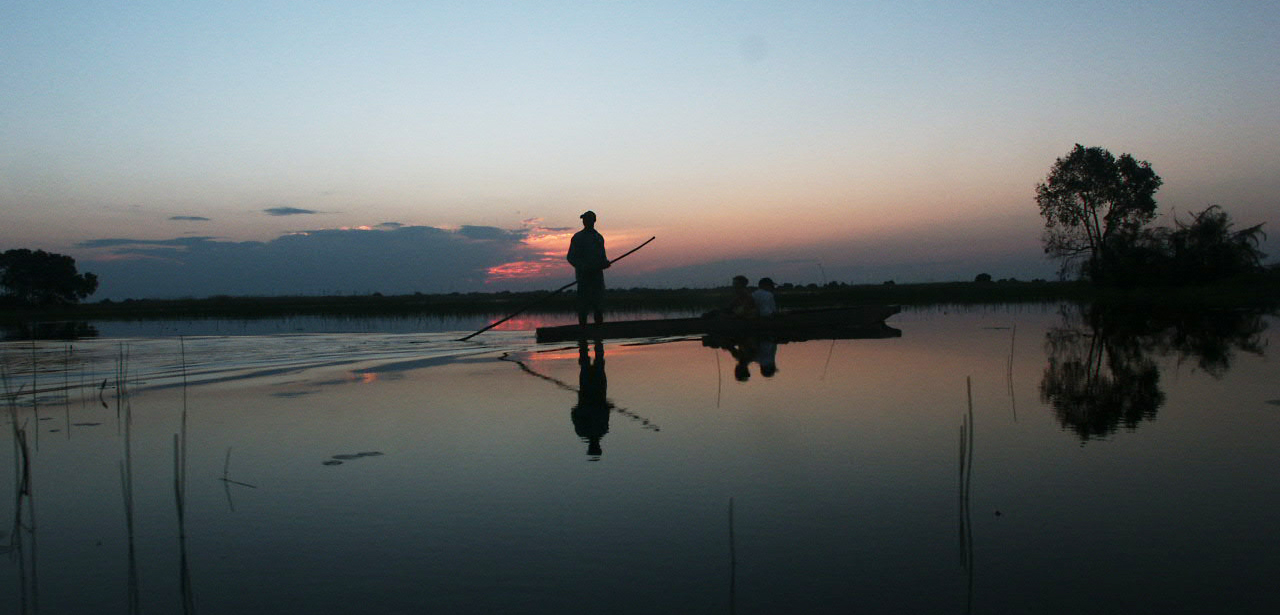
(263, 207), (321, 216)
(76, 215), (1062, 300)
(80, 224), (535, 299)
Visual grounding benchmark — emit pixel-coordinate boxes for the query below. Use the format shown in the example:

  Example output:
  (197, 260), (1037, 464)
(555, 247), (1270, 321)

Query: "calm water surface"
(2, 304), (1278, 614)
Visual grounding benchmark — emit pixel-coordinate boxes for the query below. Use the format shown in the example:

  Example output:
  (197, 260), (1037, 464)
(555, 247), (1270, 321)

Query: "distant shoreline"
(6, 275), (1279, 324)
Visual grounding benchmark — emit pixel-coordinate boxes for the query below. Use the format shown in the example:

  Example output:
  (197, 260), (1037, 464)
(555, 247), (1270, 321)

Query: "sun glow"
(484, 221), (576, 283)
(484, 219), (659, 284)
(486, 260), (567, 281)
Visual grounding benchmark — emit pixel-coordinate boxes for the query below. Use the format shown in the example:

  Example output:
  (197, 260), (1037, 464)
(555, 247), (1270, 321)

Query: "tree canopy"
(1036, 144), (1163, 282)
(1167, 205), (1267, 284)
(0, 249), (99, 307)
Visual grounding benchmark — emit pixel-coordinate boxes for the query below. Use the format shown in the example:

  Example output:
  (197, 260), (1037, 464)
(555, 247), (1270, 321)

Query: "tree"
(0, 249), (99, 306)
(1036, 144), (1163, 282)
(1167, 205), (1267, 284)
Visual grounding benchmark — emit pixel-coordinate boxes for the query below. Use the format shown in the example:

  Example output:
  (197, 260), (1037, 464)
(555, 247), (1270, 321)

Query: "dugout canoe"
(534, 305), (901, 343)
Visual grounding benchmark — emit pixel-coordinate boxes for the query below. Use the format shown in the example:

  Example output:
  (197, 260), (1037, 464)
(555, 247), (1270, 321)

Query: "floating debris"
(322, 460), (343, 466)
(72, 422), (102, 427)
(1266, 400), (1280, 407)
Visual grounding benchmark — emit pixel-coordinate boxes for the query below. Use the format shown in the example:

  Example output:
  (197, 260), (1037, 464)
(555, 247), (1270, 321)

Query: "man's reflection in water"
(571, 339), (613, 459)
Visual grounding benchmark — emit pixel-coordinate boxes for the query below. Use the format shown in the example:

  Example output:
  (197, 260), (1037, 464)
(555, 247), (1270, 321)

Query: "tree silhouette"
(0, 249), (99, 306)
(1036, 144), (1162, 282)
(1167, 205), (1267, 284)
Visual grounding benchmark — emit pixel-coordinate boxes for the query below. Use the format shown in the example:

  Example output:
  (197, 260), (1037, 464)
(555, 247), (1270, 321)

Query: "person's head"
(580, 210), (597, 229)
(732, 275), (749, 289)
(758, 277), (775, 290)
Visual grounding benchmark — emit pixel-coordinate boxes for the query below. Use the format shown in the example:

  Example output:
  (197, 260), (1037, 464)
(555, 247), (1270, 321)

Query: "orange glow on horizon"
(486, 260), (569, 281)
(485, 222), (659, 284)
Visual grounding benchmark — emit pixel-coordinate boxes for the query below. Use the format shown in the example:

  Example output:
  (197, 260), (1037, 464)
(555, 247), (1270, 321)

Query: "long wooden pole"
(458, 236), (655, 341)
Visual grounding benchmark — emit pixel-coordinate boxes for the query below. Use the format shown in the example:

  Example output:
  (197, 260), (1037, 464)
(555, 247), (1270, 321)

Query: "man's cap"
(580, 210), (596, 220)
(758, 277), (775, 287)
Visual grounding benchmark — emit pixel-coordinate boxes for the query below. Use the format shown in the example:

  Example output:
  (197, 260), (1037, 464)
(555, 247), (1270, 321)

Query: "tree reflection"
(1040, 303), (1269, 439)
(0, 321), (99, 341)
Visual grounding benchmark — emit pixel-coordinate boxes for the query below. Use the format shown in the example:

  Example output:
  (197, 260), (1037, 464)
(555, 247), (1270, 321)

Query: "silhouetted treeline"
(6, 273), (1279, 324)
(0, 248), (98, 307)
(1093, 205), (1269, 287)
(1035, 144), (1267, 286)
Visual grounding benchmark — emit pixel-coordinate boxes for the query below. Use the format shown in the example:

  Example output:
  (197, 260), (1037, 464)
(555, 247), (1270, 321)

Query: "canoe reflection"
(701, 324), (899, 382)
(571, 339), (613, 459)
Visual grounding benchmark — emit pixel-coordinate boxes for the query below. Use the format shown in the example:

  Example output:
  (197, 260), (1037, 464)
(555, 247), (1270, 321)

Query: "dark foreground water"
(2, 304), (1278, 614)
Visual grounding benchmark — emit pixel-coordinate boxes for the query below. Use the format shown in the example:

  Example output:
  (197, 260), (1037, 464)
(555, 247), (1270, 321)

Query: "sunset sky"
(4, 1), (1277, 299)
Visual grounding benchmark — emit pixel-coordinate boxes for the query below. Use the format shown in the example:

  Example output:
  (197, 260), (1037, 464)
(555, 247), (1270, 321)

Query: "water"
(2, 304), (1278, 614)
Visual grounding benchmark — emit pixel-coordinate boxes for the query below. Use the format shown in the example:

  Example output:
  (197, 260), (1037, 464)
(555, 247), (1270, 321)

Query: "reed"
(63, 345), (71, 440)
(728, 496), (737, 615)
(110, 342), (140, 613)
(4, 373), (37, 614)
(958, 377), (975, 614)
(29, 341), (38, 451)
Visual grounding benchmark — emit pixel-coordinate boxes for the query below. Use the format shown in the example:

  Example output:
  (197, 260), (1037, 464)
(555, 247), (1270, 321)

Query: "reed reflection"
(4, 361), (38, 615)
(1041, 303), (1270, 439)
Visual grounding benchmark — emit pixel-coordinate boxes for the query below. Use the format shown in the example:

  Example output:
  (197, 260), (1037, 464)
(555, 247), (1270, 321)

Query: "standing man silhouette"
(567, 210), (609, 327)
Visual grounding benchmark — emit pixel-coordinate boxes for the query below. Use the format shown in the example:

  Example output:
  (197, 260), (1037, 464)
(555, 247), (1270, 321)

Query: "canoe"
(534, 305), (901, 343)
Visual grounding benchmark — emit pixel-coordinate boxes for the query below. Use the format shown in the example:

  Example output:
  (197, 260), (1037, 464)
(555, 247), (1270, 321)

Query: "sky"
(3, 1), (1277, 299)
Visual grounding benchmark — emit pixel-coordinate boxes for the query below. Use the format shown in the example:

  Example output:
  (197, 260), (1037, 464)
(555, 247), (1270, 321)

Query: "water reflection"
(1041, 303), (1270, 439)
(703, 335), (778, 381)
(701, 323), (900, 383)
(571, 340), (613, 459)
(500, 339), (660, 457)
(0, 321), (98, 341)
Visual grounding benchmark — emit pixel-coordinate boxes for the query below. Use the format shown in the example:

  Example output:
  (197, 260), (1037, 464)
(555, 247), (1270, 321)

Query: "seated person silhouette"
(704, 275), (759, 319)
(728, 275), (758, 318)
(752, 277), (777, 316)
